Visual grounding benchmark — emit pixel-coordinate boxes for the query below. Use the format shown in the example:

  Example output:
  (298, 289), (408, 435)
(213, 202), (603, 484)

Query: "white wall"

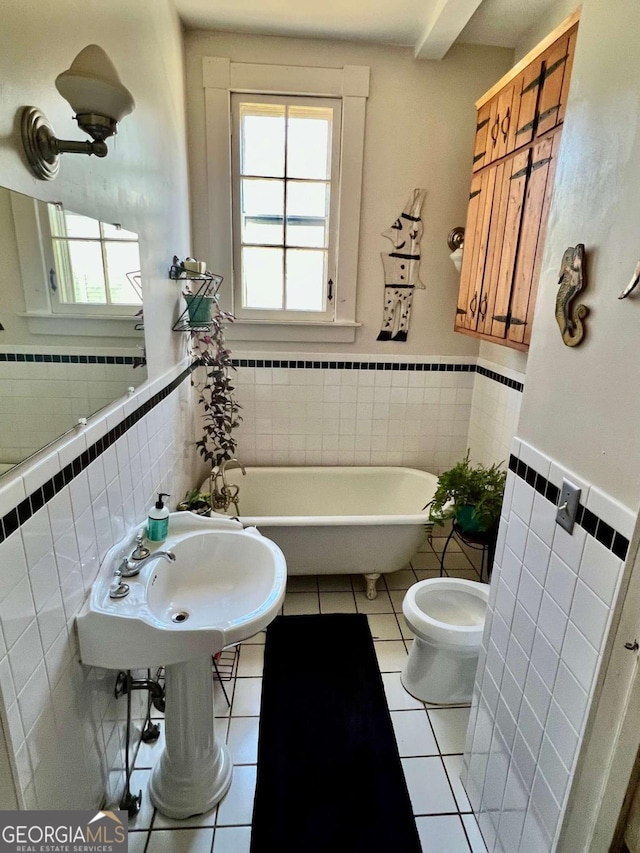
(185, 30), (512, 356)
(0, 0), (195, 811)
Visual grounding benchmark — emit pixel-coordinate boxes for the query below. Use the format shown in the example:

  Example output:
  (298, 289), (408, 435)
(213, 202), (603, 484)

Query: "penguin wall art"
(377, 188), (426, 342)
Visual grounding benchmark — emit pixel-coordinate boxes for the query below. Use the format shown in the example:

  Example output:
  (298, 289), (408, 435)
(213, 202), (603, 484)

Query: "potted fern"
(426, 452), (506, 534)
(176, 488), (212, 516)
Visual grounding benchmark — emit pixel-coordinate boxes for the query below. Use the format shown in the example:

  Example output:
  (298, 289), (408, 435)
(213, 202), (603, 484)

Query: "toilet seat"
(403, 577), (488, 647)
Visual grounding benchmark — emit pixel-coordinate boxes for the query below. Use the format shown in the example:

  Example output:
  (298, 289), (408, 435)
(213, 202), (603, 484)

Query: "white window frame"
(203, 58), (369, 343)
(231, 93), (341, 323)
(10, 193), (143, 338)
(45, 205), (142, 317)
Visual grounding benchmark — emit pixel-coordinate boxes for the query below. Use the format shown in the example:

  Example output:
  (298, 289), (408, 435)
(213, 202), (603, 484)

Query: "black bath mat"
(250, 613), (421, 853)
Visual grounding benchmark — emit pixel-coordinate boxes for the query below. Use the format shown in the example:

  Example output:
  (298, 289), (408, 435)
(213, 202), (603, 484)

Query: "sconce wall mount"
(21, 45), (134, 182)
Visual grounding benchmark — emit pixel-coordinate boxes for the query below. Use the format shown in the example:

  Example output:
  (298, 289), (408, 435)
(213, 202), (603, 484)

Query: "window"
(47, 206), (142, 315)
(231, 95), (341, 322)
(203, 58), (369, 342)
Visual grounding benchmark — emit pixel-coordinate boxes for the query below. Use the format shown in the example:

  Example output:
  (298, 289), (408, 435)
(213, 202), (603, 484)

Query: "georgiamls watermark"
(0, 812), (128, 853)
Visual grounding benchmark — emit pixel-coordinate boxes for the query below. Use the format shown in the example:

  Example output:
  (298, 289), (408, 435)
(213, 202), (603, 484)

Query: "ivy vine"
(189, 302), (242, 468)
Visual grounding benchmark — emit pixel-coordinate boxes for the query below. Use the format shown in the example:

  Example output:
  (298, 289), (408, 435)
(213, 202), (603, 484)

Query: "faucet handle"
(109, 568), (130, 599)
(131, 533), (150, 561)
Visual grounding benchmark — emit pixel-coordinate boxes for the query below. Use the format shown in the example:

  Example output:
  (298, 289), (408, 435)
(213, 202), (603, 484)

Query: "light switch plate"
(556, 478), (581, 534)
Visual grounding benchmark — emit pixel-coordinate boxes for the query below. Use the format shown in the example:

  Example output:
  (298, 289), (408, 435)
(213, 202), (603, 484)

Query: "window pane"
(102, 223), (138, 240)
(240, 104), (285, 177)
(286, 180), (329, 248)
(287, 106), (332, 180)
(105, 242), (143, 304)
(62, 212), (101, 239)
(243, 247), (283, 309)
(241, 179), (284, 245)
(285, 249), (326, 311)
(64, 241), (107, 304)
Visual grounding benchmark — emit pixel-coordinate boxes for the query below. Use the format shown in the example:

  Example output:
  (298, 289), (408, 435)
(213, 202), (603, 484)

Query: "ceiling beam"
(414, 0), (485, 60)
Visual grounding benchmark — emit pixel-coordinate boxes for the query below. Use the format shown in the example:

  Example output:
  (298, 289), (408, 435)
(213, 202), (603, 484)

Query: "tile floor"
(126, 533), (488, 853)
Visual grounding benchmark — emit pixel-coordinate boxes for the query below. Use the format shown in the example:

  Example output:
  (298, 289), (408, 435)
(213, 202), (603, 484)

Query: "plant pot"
(455, 504), (486, 534)
(176, 501), (211, 516)
(185, 294), (214, 325)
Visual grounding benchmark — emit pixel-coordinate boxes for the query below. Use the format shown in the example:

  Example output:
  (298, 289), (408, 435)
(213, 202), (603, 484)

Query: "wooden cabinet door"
(511, 57), (545, 152)
(507, 135), (557, 346)
(478, 148), (531, 339)
(455, 169), (496, 332)
(472, 102), (492, 172)
(521, 131), (562, 346)
(483, 84), (518, 166)
(536, 25), (577, 137)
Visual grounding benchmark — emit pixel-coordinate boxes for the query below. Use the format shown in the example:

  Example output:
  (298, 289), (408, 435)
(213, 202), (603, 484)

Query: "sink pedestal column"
(149, 655), (233, 818)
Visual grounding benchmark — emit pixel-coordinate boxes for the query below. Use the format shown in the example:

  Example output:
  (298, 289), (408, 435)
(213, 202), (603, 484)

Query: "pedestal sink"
(76, 512), (287, 819)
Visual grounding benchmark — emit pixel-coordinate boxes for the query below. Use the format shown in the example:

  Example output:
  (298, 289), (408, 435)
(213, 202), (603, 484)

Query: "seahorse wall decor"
(377, 189), (427, 342)
(555, 243), (589, 347)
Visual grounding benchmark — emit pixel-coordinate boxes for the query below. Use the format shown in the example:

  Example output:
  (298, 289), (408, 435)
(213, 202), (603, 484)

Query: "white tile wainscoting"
(0, 349), (145, 467)
(0, 360), (198, 810)
(463, 438), (635, 853)
(0, 348), (526, 814)
(226, 353), (522, 475)
(467, 359), (524, 469)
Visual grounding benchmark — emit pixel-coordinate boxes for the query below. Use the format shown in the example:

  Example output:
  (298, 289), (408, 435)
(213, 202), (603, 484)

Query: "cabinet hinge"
(515, 118), (536, 136)
(456, 307), (467, 315)
(510, 163), (531, 181)
(476, 117), (490, 132)
(522, 74), (543, 95)
(544, 54), (568, 79)
(469, 188), (482, 200)
(537, 105), (561, 124)
(531, 156), (552, 173)
(473, 151), (486, 164)
(492, 313), (527, 330)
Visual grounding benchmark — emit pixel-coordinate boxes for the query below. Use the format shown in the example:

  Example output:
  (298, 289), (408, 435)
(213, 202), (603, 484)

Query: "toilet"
(401, 577), (488, 705)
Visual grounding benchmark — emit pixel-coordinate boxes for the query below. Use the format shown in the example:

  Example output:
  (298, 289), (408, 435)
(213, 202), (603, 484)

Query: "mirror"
(0, 185), (147, 476)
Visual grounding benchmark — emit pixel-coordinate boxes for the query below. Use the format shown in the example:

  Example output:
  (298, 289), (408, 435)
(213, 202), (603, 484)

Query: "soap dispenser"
(147, 493), (170, 542)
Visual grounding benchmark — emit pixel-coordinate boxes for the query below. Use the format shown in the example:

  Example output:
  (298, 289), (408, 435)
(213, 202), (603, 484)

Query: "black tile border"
(475, 365), (524, 393)
(0, 353), (139, 365)
(0, 364), (195, 545)
(232, 358), (524, 391)
(508, 454), (629, 561)
(233, 358), (475, 373)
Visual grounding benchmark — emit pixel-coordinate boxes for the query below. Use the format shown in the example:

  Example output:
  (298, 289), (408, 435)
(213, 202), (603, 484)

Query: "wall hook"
(618, 261), (640, 299)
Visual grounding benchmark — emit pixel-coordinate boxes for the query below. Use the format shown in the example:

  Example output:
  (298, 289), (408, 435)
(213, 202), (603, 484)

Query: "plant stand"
(170, 261), (223, 333)
(439, 521), (498, 582)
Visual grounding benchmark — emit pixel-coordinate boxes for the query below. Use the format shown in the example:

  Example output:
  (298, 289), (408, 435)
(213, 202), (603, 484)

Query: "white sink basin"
(77, 511), (287, 669)
(76, 511), (286, 819)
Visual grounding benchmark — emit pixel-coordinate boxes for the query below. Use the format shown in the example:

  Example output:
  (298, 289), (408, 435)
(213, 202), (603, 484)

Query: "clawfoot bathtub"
(200, 466), (437, 599)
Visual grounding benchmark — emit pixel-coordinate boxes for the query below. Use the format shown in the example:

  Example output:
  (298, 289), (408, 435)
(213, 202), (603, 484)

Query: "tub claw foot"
(364, 573), (380, 600)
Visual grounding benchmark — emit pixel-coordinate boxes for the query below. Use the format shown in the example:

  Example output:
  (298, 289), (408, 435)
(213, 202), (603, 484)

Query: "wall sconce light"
(447, 227), (465, 273)
(21, 44), (135, 181)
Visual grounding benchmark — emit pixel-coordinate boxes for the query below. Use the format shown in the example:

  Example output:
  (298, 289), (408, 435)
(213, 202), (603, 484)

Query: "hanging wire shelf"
(170, 258), (223, 332)
(126, 270), (145, 331)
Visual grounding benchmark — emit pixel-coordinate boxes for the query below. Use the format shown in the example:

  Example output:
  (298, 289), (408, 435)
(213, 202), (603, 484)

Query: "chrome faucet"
(210, 458), (245, 516)
(119, 549), (176, 578)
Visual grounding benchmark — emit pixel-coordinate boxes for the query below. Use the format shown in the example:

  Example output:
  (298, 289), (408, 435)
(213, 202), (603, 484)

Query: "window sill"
(18, 312), (143, 338)
(224, 320), (360, 343)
